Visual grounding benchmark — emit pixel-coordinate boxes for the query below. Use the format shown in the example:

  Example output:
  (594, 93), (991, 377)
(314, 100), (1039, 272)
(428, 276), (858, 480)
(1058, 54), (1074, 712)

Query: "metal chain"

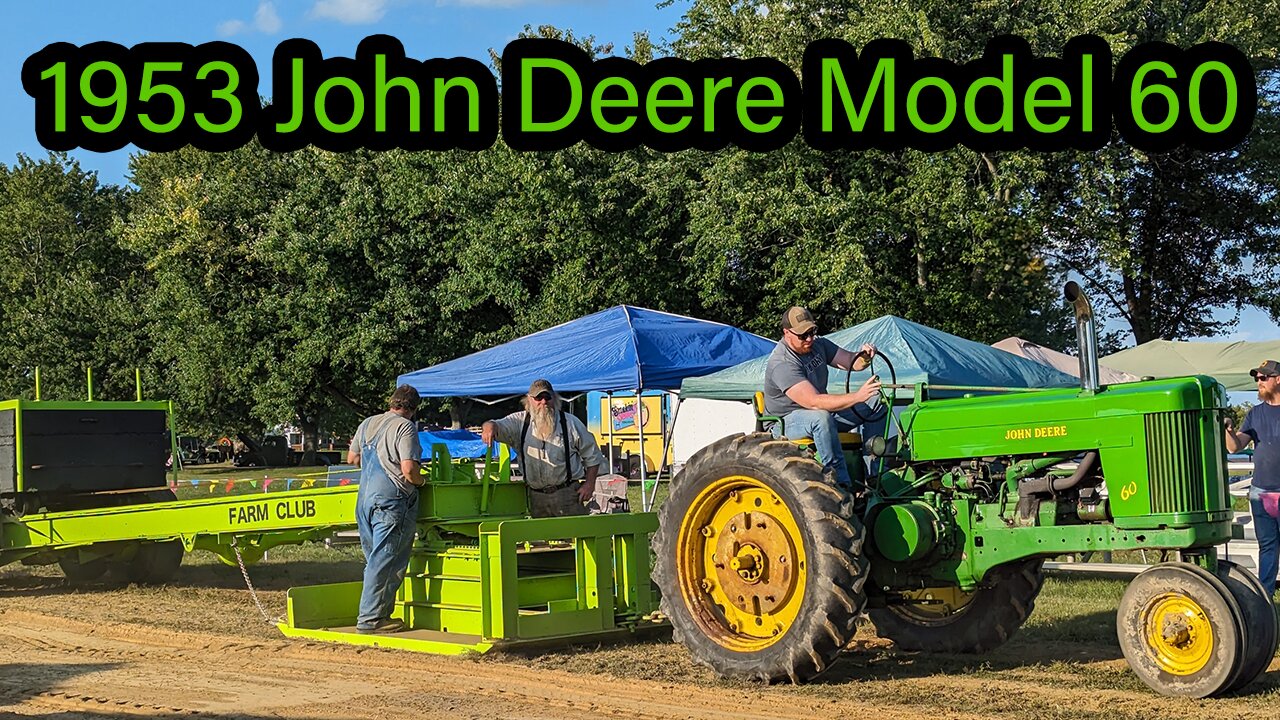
(230, 538), (278, 625)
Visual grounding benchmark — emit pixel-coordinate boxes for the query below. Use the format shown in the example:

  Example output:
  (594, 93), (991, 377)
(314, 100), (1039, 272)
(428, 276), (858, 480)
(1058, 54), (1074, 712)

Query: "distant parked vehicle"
(232, 434), (342, 467)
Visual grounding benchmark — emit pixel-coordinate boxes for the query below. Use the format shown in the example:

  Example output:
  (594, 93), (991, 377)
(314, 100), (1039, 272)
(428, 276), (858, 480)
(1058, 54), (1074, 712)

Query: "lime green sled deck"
(278, 512), (668, 654)
(0, 484), (360, 566)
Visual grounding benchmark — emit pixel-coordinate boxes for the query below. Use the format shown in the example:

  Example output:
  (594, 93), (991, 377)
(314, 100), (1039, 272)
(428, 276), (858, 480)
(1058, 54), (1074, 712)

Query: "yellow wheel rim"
(1143, 592), (1215, 676)
(890, 585), (976, 623)
(675, 474), (806, 651)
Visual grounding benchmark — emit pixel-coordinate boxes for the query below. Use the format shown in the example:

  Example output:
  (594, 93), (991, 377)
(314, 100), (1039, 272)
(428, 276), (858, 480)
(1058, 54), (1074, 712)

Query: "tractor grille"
(1145, 410), (1207, 514)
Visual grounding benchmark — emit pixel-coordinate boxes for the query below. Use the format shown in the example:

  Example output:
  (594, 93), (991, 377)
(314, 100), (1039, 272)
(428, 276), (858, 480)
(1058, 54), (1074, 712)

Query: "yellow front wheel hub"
(677, 475), (806, 651)
(1144, 593), (1215, 676)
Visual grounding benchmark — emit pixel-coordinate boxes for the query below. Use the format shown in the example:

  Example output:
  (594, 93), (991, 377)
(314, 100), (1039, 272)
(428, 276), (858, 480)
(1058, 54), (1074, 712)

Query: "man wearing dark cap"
(481, 379), (605, 517)
(1227, 359), (1280, 592)
(346, 384), (424, 633)
(763, 306), (881, 489)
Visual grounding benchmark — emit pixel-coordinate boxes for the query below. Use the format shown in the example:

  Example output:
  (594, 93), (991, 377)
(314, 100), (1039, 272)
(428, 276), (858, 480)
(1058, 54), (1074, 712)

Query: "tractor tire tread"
(654, 433), (868, 683)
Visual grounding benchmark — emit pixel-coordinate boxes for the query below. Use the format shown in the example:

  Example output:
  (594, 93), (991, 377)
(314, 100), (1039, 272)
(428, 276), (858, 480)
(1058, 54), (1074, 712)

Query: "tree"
(0, 153), (139, 401)
(663, 1), (1076, 345)
(122, 144), (297, 437)
(667, 0), (1280, 345)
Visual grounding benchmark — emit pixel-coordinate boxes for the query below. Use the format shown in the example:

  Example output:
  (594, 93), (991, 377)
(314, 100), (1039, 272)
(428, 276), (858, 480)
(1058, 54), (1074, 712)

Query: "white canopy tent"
(993, 337), (1142, 385)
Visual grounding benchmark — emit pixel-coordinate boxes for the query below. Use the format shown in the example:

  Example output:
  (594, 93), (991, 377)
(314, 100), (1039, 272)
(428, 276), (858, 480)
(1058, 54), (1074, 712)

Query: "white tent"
(993, 337), (1142, 385)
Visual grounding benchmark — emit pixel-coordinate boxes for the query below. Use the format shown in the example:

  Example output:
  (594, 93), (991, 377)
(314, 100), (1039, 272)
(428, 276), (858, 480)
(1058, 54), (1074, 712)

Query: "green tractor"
(654, 283), (1276, 698)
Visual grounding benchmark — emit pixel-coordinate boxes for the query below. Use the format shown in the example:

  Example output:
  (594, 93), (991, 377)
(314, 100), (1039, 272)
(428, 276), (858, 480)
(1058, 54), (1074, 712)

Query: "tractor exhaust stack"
(1064, 281), (1100, 392)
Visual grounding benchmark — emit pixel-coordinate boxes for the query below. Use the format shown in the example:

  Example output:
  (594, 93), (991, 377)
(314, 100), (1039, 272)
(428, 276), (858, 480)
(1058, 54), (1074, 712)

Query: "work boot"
(356, 618), (405, 634)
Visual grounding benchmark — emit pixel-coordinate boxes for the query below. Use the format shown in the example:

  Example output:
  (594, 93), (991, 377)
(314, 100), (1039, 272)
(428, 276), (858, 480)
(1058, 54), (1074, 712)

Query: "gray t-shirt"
(352, 412), (422, 494)
(763, 337), (841, 416)
(489, 410), (605, 490)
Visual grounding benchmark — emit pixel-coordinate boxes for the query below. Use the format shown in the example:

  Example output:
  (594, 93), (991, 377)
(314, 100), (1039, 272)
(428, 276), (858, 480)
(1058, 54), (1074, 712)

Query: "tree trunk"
(448, 397), (473, 430)
(296, 411), (319, 466)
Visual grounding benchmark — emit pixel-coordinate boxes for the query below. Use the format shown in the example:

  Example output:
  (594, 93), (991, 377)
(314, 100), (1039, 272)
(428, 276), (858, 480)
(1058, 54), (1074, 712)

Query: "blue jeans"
(355, 447), (419, 629)
(1249, 487), (1280, 593)
(779, 408), (860, 488)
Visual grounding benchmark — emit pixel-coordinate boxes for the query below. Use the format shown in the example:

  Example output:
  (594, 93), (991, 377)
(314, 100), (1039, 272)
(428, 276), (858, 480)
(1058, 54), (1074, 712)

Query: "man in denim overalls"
(1227, 360), (1280, 594)
(346, 384), (423, 633)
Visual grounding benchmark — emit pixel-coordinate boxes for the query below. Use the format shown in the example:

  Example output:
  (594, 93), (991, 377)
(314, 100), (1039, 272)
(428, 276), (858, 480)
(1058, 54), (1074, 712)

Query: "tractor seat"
(753, 392), (863, 447)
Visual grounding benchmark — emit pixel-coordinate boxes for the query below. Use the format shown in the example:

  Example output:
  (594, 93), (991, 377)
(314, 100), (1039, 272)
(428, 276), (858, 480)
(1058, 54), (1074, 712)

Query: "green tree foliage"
(0, 153), (138, 400)
(664, 1), (1075, 345)
(668, 0), (1279, 345)
(1036, 0), (1280, 341)
(122, 145), (444, 446)
(8, 5), (1275, 441)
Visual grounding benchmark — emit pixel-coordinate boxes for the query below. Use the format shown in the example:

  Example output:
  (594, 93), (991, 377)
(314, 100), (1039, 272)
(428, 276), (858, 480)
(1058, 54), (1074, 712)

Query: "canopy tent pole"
(644, 391), (681, 511)
(636, 387), (647, 511)
(605, 391), (615, 476)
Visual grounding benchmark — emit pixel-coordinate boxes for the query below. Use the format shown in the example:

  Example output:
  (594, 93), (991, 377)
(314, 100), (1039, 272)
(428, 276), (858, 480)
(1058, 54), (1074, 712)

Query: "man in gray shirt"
(481, 379), (605, 517)
(347, 384), (423, 634)
(763, 306), (881, 488)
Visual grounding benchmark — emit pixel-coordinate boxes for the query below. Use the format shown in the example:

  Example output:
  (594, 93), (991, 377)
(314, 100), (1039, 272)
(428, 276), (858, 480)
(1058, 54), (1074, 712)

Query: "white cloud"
(217, 19), (247, 37)
(255, 2), (283, 33)
(218, 2), (283, 36)
(310, 0), (388, 24)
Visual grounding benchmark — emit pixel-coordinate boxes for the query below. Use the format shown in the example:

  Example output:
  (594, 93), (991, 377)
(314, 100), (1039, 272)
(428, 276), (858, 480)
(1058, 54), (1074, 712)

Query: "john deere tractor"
(654, 284), (1276, 698)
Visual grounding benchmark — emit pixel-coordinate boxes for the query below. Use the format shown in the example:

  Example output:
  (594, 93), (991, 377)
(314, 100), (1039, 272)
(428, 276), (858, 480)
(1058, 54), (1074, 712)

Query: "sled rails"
(0, 482), (362, 578)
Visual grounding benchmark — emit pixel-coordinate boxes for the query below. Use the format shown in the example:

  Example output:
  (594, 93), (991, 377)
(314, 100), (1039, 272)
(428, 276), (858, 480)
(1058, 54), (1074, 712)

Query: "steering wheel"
(844, 348), (896, 425)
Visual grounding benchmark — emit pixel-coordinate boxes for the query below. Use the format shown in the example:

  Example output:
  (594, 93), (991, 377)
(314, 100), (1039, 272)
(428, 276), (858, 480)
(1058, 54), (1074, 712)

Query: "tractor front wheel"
(868, 558), (1044, 653)
(1117, 562), (1245, 698)
(653, 433), (869, 682)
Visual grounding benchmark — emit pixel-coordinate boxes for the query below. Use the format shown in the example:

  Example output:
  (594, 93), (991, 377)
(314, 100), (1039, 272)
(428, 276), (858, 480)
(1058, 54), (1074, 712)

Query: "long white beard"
(530, 403), (556, 438)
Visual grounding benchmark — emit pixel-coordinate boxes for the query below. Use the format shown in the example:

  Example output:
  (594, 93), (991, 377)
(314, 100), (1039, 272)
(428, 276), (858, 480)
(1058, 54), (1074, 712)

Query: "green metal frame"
(0, 393), (665, 656)
(278, 512), (661, 653)
(1, 484), (361, 566)
(0, 398), (175, 496)
(865, 375), (1234, 592)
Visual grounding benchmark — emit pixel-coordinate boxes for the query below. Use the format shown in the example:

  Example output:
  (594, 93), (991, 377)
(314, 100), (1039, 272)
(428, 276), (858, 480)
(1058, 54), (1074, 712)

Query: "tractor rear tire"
(1117, 562), (1245, 698)
(1216, 560), (1278, 693)
(653, 432), (869, 683)
(868, 558), (1044, 653)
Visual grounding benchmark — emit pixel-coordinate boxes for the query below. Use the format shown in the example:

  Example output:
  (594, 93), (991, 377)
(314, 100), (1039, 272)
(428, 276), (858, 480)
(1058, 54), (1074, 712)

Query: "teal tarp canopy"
(1101, 339), (1280, 391)
(680, 316), (1078, 400)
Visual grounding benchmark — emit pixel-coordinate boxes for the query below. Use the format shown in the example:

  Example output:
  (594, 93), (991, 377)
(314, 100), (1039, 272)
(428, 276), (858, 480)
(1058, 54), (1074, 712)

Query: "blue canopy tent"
(397, 306), (776, 508)
(680, 315), (1078, 400)
(398, 306), (774, 396)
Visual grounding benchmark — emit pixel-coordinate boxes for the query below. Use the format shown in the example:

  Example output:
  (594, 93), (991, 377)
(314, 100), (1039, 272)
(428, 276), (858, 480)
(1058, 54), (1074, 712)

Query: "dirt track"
(1, 604), (1278, 720)
(2, 551), (1278, 720)
(0, 608), (987, 720)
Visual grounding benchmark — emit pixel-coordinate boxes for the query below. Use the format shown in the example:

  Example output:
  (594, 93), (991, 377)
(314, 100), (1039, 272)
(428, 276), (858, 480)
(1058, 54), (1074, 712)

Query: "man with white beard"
(1227, 359), (1280, 593)
(481, 379), (604, 517)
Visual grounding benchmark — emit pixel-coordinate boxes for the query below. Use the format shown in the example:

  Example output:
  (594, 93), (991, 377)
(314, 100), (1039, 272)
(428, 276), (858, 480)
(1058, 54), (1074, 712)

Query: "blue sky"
(3, 1), (1277, 346)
